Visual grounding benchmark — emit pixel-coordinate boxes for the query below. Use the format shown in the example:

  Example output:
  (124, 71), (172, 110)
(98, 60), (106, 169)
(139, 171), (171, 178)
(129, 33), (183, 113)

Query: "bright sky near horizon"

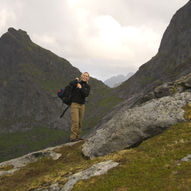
(0, 0), (189, 81)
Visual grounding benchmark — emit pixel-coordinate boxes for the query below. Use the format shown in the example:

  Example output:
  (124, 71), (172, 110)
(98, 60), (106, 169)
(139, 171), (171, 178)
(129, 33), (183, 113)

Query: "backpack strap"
(60, 105), (70, 118)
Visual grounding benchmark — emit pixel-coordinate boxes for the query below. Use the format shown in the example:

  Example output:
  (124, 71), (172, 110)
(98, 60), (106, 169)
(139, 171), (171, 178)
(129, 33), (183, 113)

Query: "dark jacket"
(69, 79), (90, 104)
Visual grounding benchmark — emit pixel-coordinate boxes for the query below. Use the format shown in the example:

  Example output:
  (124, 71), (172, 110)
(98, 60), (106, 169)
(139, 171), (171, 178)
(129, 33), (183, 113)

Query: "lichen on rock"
(82, 92), (191, 158)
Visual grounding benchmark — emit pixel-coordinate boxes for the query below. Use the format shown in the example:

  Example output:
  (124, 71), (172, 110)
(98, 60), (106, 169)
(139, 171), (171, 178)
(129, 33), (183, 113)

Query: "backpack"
(57, 85), (73, 105)
(57, 84), (74, 118)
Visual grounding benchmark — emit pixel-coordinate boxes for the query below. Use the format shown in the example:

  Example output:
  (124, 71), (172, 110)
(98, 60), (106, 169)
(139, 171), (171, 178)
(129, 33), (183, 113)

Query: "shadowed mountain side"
(0, 28), (79, 133)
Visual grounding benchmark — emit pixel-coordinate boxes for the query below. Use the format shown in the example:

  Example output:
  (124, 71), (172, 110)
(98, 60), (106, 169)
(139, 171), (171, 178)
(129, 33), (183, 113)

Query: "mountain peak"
(158, 0), (191, 54)
(0, 27), (32, 47)
(8, 27), (29, 38)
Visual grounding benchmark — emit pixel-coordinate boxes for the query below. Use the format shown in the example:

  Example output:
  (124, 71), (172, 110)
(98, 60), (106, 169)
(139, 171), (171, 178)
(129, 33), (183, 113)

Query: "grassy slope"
(83, 86), (123, 135)
(0, 128), (69, 163)
(0, 104), (191, 191)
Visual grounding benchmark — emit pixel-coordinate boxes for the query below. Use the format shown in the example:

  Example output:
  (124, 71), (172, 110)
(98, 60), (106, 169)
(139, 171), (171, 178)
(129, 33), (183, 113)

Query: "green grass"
(82, 94), (122, 135)
(19, 63), (68, 94)
(41, 79), (68, 95)
(0, 128), (69, 162)
(73, 121), (191, 191)
(1, 98), (191, 191)
(97, 95), (122, 110)
(1, 116), (191, 191)
(72, 105), (191, 191)
(0, 142), (102, 191)
(83, 88), (123, 135)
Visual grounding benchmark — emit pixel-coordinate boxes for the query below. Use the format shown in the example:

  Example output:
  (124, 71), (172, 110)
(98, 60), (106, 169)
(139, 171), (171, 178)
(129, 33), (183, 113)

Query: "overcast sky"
(0, 0), (188, 81)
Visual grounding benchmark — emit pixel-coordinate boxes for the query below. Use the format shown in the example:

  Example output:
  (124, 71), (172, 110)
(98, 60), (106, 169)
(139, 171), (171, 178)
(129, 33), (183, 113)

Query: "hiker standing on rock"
(69, 72), (90, 142)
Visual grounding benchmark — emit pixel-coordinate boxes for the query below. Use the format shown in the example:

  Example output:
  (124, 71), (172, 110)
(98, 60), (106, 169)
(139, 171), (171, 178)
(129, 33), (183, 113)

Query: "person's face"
(81, 73), (89, 82)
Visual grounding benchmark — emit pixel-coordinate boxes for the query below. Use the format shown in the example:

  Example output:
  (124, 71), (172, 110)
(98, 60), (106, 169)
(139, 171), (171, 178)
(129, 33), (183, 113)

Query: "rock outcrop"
(0, 141), (119, 191)
(0, 143), (67, 176)
(139, 72), (191, 104)
(82, 91), (191, 158)
(61, 160), (118, 191)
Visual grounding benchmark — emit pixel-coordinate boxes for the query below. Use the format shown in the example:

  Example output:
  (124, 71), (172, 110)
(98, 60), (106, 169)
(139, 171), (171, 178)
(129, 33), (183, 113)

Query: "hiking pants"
(70, 102), (85, 141)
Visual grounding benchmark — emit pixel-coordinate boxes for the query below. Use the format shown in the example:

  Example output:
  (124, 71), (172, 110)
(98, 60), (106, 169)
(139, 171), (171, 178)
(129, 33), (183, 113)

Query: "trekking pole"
(60, 105), (70, 118)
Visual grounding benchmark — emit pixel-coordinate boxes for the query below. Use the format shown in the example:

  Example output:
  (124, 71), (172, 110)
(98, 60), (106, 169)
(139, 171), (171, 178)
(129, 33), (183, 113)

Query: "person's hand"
(76, 77), (79, 81)
(77, 83), (82, 88)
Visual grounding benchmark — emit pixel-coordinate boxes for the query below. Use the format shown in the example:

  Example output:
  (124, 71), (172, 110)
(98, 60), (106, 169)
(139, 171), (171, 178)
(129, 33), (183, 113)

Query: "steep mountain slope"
(116, 0), (191, 101)
(0, 28), (78, 133)
(0, 28), (122, 162)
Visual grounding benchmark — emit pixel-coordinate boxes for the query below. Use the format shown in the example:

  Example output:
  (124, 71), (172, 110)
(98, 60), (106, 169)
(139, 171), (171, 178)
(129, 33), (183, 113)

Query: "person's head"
(81, 72), (90, 82)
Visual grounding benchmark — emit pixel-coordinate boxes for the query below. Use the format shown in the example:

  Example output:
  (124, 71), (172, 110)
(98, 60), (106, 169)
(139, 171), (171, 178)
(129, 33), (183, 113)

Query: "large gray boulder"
(82, 92), (191, 158)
